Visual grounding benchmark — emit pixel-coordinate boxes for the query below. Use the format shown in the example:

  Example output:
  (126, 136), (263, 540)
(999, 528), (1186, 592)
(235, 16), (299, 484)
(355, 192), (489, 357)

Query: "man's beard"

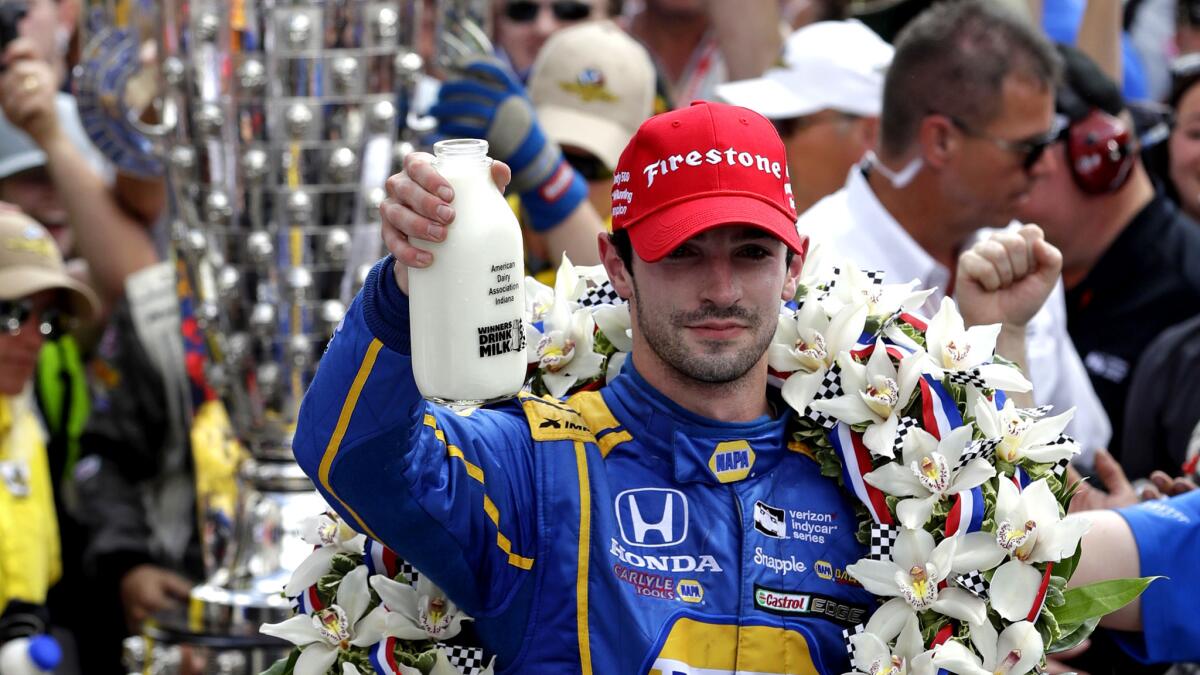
(631, 283), (774, 384)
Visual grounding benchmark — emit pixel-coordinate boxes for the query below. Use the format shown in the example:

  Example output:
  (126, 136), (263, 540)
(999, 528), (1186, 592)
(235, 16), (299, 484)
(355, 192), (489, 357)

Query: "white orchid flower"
(262, 566), (386, 675)
(370, 574), (472, 641)
(823, 264), (934, 322)
(845, 612), (938, 675)
(932, 620), (1044, 675)
(593, 304), (632, 353)
(524, 256), (606, 397)
(285, 514), (368, 599)
(985, 477), (1091, 621)
(974, 399), (1079, 465)
(769, 299), (868, 415)
(808, 340), (927, 457)
(846, 528), (986, 626)
(534, 307), (606, 397)
(863, 426), (996, 528)
(925, 298), (1032, 393)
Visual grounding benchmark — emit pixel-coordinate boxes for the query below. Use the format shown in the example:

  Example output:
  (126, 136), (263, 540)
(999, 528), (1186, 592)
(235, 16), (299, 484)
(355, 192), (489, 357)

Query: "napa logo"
(676, 579), (704, 604)
(815, 560), (834, 580)
(707, 440), (755, 483)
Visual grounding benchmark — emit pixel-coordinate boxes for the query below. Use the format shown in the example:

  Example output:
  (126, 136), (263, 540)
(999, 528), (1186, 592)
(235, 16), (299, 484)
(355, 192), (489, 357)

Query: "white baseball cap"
(527, 20), (656, 172)
(715, 20), (893, 120)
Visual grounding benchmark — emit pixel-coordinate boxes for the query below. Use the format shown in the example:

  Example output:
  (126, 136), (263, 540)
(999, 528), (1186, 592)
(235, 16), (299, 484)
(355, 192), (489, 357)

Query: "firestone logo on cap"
(609, 101), (803, 262)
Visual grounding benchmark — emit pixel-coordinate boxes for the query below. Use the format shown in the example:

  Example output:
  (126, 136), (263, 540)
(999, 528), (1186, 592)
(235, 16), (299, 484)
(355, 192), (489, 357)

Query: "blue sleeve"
(292, 257), (538, 618)
(1110, 490), (1200, 663)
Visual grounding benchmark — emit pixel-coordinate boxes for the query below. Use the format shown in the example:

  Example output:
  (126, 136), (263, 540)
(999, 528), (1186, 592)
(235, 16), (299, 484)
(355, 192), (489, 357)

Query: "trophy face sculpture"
(75, 0), (491, 671)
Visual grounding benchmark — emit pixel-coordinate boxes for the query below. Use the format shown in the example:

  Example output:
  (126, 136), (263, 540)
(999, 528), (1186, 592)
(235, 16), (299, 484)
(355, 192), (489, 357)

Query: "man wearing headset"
(795, 1), (1111, 465)
(1017, 44), (1200, 474)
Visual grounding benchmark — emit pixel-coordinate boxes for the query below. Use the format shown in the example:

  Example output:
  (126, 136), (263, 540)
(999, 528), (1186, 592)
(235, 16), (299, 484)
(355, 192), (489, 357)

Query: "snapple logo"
(753, 547), (806, 576)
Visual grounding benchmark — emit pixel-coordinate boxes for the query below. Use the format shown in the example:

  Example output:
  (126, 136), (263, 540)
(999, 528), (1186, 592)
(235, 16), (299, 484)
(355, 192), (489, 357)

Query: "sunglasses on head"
(945, 113), (1066, 172)
(564, 151), (612, 182)
(0, 297), (66, 338)
(503, 0), (593, 23)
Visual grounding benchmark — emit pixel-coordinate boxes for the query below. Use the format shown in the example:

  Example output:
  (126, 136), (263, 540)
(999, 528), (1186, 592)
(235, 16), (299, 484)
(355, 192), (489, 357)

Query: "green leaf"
(1052, 577), (1160, 626)
(1047, 616), (1101, 655)
(260, 649), (299, 675)
(1054, 542), (1084, 584)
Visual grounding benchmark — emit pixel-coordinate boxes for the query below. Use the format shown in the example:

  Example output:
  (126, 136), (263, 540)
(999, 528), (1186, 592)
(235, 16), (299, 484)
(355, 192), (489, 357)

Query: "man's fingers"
(976, 238), (1016, 286)
(490, 161), (512, 192)
(403, 152), (455, 202)
(2, 38), (41, 66)
(1093, 449), (1133, 496)
(995, 232), (1031, 278)
(1032, 238), (1063, 281)
(382, 219), (432, 268)
(161, 571), (194, 599)
(958, 250), (1002, 291)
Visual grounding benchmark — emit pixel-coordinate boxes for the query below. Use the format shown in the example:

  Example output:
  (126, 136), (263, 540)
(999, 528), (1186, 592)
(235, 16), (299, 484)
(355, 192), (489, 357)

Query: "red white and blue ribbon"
(364, 538), (400, 578)
(920, 374), (963, 439)
(831, 423), (894, 525)
(1011, 466), (1033, 491)
(1026, 563), (1054, 622)
(289, 583), (323, 615)
(944, 485), (985, 536)
(370, 636), (402, 675)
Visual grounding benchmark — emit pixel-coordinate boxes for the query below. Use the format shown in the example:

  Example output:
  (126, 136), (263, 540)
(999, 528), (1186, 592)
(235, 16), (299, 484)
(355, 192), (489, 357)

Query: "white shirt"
(796, 168), (1110, 463)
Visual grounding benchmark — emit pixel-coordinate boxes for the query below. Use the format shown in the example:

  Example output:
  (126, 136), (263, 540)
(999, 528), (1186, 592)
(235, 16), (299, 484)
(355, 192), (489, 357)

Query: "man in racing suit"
(293, 101), (1055, 673)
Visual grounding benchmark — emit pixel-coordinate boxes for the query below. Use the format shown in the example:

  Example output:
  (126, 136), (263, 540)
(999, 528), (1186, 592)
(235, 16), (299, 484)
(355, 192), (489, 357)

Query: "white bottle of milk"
(408, 139), (527, 404)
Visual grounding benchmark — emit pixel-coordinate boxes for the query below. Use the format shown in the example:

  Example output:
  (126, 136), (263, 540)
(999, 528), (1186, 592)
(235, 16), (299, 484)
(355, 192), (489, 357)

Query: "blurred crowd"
(4, 0), (1200, 673)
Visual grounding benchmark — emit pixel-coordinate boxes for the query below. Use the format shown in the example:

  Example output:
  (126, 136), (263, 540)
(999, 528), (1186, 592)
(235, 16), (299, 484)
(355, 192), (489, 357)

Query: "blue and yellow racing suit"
(293, 258), (876, 674)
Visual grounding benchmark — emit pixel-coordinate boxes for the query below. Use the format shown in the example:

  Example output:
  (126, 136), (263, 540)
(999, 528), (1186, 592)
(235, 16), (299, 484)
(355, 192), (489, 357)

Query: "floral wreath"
(262, 252), (1150, 675)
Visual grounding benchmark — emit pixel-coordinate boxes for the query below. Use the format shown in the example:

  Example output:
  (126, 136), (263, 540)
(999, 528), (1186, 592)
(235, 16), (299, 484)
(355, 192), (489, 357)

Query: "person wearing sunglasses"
(494, 0), (608, 81)
(1015, 44), (1200, 481)
(0, 208), (96, 674)
(795, 1), (1112, 461)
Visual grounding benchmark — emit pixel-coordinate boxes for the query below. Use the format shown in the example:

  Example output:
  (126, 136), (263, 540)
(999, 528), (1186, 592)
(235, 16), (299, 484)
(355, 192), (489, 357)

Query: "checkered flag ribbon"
(398, 560), (420, 584)
(954, 570), (989, 602)
(578, 280), (625, 307)
(804, 364), (844, 429)
(1019, 405), (1054, 419)
(869, 522), (900, 561)
(944, 368), (988, 388)
(438, 644), (491, 675)
(891, 416), (921, 457)
(842, 624), (865, 662)
(821, 267), (885, 300)
(954, 437), (1001, 473)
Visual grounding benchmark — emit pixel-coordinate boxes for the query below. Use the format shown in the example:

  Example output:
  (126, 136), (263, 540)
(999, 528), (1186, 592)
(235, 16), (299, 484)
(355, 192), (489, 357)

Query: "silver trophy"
(74, 1), (490, 672)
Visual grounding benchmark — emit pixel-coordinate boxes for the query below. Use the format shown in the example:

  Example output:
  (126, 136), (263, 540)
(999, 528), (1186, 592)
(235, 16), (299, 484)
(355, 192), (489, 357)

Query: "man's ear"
(781, 245), (806, 302)
(917, 115), (956, 170)
(598, 233), (634, 299)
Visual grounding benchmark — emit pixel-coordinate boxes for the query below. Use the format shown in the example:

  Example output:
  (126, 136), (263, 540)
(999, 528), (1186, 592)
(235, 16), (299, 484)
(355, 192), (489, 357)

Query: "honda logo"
(615, 488), (688, 547)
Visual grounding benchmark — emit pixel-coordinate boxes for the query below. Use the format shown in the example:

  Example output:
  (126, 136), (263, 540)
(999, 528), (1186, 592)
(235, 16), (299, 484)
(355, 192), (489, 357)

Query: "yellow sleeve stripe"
(318, 338), (384, 541)
(573, 441), (593, 674)
(422, 414), (535, 570)
(787, 439), (817, 462)
(596, 430), (633, 458)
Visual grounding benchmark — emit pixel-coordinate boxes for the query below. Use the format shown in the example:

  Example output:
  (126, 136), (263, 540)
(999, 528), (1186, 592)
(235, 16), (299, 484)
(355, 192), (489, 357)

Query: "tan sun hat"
(0, 210), (99, 321)
(527, 20), (656, 172)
